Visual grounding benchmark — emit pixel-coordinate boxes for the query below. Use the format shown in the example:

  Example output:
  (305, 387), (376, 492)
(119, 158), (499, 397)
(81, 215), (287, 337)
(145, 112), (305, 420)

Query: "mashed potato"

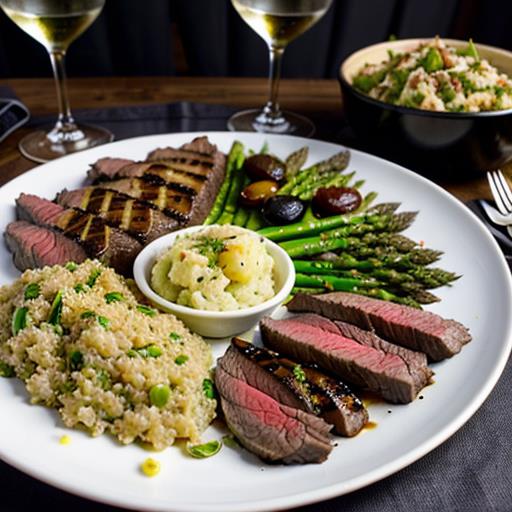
(151, 226), (275, 311)
(0, 260), (216, 450)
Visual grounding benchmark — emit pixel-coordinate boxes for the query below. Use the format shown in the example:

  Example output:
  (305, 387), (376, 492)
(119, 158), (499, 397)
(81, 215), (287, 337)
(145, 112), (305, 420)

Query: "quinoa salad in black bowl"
(339, 37), (512, 177)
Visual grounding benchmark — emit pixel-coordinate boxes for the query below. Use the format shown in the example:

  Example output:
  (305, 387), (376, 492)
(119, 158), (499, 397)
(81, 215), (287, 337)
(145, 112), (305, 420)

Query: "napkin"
(465, 199), (512, 271)
(0, 86), (30, 144)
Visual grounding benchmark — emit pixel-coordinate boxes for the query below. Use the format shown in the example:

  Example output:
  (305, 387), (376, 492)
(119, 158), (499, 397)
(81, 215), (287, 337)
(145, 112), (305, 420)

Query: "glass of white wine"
(0, 0), (112, 163)
(229, 0), (333, 136)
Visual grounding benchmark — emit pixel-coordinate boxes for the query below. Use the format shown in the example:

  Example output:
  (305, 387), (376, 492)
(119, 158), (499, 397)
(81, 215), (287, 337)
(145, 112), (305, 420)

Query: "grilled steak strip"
(226, 338), (368, 437)
(15, 193), (142, 275)
(215, 362), (333, 464)
(289, 313), (433, 386)
(94, 179), (195, 221)
(87, 136), (226, 225)
(260, 316), (432, 404)
(56, 187), (181, 243)
(5, 220), (87, 271)
(286, 292), (471, 361)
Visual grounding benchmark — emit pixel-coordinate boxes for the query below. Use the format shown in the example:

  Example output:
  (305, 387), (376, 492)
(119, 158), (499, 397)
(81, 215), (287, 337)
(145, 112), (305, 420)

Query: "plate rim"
(0, 130), (511, 512)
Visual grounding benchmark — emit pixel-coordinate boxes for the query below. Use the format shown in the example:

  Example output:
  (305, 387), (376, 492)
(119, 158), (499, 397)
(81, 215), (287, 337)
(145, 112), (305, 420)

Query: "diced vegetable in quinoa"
(352, 37), (512, 112)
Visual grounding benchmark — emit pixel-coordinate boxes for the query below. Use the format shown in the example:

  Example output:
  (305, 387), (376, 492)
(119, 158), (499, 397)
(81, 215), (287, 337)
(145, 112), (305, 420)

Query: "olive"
(240, 180), (279, 207)
(244, 154), (286, 182)
(312, 187), (362, 217)
(262, 195), (305, 225)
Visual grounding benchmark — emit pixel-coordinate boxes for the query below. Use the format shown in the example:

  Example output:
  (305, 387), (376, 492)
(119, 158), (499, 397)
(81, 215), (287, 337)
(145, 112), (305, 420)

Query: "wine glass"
(0, 0), (113, 163)
(228, 0), (333, 137)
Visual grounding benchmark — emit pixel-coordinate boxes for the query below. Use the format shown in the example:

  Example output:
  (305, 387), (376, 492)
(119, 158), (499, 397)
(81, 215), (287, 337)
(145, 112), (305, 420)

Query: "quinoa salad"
(352, 37), (512, 112)
(0, 260), (216, 450)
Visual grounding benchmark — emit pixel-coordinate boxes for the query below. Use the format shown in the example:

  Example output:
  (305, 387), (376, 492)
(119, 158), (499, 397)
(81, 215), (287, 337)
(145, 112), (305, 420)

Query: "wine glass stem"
(257, 45), (286, 125)
(49, 49), (81, 140)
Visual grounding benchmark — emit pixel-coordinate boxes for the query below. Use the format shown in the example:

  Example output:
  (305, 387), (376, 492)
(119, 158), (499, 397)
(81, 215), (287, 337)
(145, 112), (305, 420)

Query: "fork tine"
(487, 171), (510, 216)
(496, 170), (512, 213)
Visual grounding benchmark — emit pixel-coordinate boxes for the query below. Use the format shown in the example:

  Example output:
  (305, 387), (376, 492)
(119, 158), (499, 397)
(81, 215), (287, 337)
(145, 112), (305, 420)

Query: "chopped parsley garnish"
(80, 310), (96, 319)
(202, 378), (216, 399)
(169, 332), (181, 342)
(136, 305), (157, 317)
(69, 350), (84, 371)
(12, 307), (28, 336)
(24, 283), (40, 300)
(175, 354), (189, 365)
(97, 316), (110, 330)
(0, 361), (15, 378)
(86, 269), (102, 288)
(293, 365), (306, 383)
(65, 262), (78, 272)
(74, 283), (86, 294)
(127, 345), (162, 358)
(194, 237), (225, 267)
(47, 291), (63, 326)
(104, 292), (125, 304)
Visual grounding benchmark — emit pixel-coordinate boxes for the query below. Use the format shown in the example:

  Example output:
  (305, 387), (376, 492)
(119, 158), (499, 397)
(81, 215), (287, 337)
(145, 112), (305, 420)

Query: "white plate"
(0, 132), (511, 512)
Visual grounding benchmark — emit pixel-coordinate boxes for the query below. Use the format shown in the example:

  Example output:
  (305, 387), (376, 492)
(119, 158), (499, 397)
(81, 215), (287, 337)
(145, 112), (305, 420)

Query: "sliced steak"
(95, 179), (196, 222)
(260, 316), (432, 404)
(56, 187), (180, 243)
(87, 136), (226, 224)
(222, 338), (368, 437)
(290, 313), (433, 385)
(286, 292), (471, 361)
(5, 220), (87, 271)
(88, 157), (134, 182)
(15, 193), (142, 275)
(215, 363), (332, 464)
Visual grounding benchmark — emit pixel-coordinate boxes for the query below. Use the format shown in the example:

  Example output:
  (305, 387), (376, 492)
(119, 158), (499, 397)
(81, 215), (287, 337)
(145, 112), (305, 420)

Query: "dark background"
(0, 0), (512, 79)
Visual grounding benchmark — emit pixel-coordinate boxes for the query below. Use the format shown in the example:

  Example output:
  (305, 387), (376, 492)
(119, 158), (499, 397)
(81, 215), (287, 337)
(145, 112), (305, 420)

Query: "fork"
(487, 169), (512, 238)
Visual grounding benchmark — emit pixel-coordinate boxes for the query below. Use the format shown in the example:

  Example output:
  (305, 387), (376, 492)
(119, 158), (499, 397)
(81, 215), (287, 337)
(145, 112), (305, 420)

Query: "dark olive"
(240, 180), (279, 208)
(244, 154), (286, 182)
(312, 187), (362, 217)
(262, 195), (305, 225)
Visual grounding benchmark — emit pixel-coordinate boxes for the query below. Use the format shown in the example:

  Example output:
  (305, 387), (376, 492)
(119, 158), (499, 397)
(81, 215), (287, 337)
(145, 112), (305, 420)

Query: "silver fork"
(487, 169), (512, 237)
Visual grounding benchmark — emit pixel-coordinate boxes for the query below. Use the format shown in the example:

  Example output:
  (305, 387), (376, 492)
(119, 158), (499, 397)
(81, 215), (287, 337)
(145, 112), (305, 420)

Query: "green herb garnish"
(74, 283), (86, 294)
(136, 305), (157, 317)
(221, 435), (239, 449)
(169, 332), (181, 342)
(96, 369), (111, 390)
(97, 316), (110, 330)
(202, 378), (216, 399)
(293, 364), (306, 383)
(0, 361), (15, 378)
(194, 237), (226, 267)
(12, 307), (28, 336)
(456, 38), (480, 61)
(24, 283), (40, 300)
(104, 292), (125, 304)
(86, 269), (102, 288)
(80, 310), (96, 319)
(419, 47), (444, 73)
(65, 262), (78, 272)
(69, 350), (84, 371)
(127, 345), (162, 358)
(48, 291), (63, 326)
(186, 440), (221, 459)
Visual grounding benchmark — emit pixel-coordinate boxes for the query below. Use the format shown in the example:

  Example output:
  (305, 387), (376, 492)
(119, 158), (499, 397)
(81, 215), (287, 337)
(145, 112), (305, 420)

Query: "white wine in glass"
(0, 0), (112, 163)
(229, 0), (333, 136)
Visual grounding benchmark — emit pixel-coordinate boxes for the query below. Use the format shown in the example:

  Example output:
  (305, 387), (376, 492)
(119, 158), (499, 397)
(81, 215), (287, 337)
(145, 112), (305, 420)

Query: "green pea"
(186, 440), (221, 458)
(65, 262), (78, 272)
(175, 355), (189, 366)
(147, 345), (162, 358)
(149, 384), (171, 408)
(24, 283), (40, 300)
(12, 307), (28, 336)
(202, 378), (216, 399)
(97, 316), (110, 330)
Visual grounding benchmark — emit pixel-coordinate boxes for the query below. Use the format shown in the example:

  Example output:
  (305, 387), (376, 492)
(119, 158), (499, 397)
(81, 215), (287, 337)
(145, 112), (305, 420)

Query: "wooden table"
(0, 76), (498, 202)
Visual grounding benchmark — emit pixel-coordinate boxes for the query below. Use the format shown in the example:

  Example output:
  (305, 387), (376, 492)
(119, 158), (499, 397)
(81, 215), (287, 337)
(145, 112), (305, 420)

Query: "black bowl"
(338, 38), (512, 178)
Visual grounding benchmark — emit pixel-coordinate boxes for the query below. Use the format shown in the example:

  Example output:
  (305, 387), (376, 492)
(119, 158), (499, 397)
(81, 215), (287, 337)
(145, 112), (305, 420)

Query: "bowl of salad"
(339, 37), (512, 176)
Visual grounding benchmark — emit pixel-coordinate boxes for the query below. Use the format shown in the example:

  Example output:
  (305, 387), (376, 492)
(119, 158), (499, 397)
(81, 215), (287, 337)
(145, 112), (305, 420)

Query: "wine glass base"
(227, 109), (315, 137)
(19, 124), (114, 163)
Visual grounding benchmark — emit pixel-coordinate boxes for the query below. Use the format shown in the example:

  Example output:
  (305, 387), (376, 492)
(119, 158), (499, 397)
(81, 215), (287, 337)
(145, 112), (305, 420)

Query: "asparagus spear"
(285, 146), (309, 178)
(297, 171), (356, 201)
(217, 153), (248, 225)
(204, 141), (245, 225)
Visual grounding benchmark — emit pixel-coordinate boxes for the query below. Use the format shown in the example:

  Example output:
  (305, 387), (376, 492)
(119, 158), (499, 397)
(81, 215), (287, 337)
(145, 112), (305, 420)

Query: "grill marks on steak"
(226, 338), (368, 437)
(215, 362), (333, 464)
(56, 187), (180, 243)
(15, 193), (141, 275)
(260, 317), (432, 404)
(286, 292), (471, 361)
(5, 221), (87, 271)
